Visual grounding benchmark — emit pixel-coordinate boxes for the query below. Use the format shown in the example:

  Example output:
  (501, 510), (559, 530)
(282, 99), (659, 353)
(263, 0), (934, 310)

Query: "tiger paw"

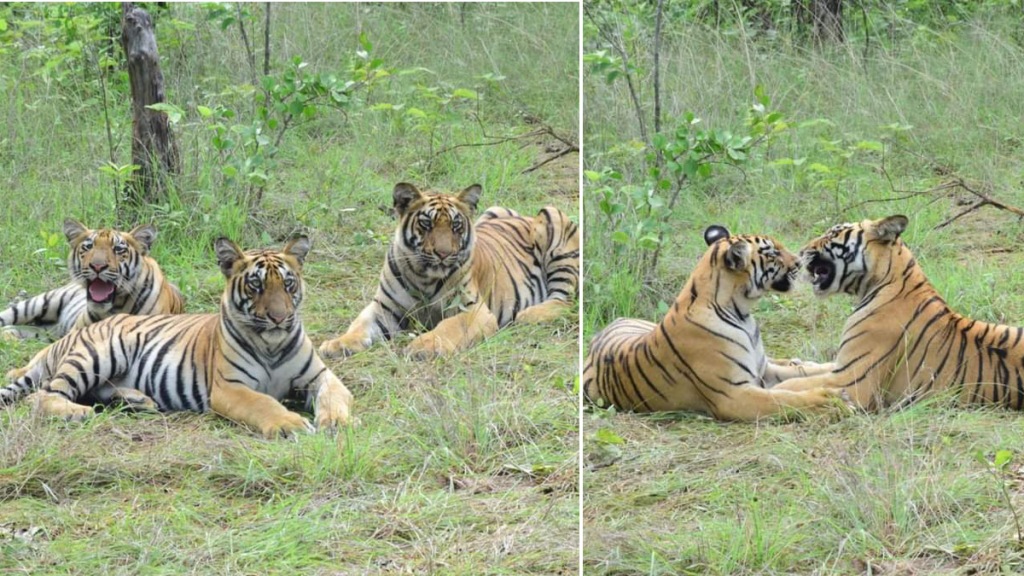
(405, 332), (457, 360)
(516, 302), (568, 324)
(314, 383), (354, 432)
(318, 334), (369, 359)
(5, 366), (27, 382)
(259, 411), (314, 439)
(29, 391), (93, 421)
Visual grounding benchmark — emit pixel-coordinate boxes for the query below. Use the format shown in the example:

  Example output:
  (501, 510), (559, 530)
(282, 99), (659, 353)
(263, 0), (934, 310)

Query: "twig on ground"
(842, 147), (1024, 229)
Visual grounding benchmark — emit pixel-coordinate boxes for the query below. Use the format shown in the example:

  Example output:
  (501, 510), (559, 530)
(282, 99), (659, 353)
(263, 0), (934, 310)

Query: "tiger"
(318, 182), (579, 359)
(582, 225), (838, 421)
(0, 218), (184, 341)
(773, 214), (1024, 411)
(6, 236), (353, 438)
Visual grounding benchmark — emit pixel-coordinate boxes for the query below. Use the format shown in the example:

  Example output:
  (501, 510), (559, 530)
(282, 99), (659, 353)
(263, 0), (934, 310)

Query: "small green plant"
(589, 87), (788, 284)
(975, 448), (1023, 546)
(97, 161), (140, 199)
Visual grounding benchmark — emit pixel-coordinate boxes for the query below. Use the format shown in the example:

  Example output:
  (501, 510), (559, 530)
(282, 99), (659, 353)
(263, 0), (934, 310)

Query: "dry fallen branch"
(426, 119), (578, 176)
(842, 146), (1024, 230)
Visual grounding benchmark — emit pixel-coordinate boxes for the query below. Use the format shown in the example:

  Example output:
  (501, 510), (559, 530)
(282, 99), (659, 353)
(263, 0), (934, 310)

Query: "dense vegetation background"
(583, 1), (1024, 574)
(0, 3), (579, 574)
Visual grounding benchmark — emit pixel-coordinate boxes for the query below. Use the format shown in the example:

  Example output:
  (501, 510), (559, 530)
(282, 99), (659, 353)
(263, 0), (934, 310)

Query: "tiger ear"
(393, 182), (424, 217)
(214, 237), (245, 278)
(869, 215), (908, 244)
(724, 242), (751, 272)
(128, 223), (157, 254)
(63, 218), (88, 243)
(283, 235), (311, 267)
(457, 184), (482, 213)
(703, 225), (730, 246)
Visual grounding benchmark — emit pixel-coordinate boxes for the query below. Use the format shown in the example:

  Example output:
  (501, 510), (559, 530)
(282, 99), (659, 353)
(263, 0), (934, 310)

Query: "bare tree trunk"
(236, 3), (257, 85)
(812, 0), (844, 44)
(263, 3), (271, 76)
(120, 2), (179, 219)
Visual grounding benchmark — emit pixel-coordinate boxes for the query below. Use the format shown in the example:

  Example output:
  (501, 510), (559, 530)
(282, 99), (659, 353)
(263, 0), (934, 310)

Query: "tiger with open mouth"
(0, 219), (184, 341)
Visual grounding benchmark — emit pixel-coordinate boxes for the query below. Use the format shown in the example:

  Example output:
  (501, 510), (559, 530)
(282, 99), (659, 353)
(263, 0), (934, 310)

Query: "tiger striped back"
(0, 219), (184, 340)
(774, 215), (1024, 410)
(583, 226), (838, 420)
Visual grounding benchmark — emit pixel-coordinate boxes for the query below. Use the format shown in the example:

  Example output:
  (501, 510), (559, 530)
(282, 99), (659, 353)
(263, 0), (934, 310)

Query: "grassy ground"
(583, 10), (1024, 575)
(0, 4), (579, 574)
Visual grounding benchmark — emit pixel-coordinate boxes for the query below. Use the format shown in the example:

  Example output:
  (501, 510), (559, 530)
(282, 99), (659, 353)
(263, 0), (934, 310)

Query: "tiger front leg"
(308, 366), (355, 432)
(210, 379), (314, 439)
(712, 385), (843, 422)
(405, 305), (499, 359)
(762, 359), (837, 387)
(28, 390), (94, 420)
(319, 300), (395, 359)
(772, 370), (878, 410)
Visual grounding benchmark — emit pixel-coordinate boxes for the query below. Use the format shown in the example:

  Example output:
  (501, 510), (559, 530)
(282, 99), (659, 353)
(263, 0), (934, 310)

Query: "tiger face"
(64, 219), (157, 309)
(800, 215), (908, 297)
(392, 182), (481, 277)
(704, 225), (800, 300)
(215, 236), (309, 338)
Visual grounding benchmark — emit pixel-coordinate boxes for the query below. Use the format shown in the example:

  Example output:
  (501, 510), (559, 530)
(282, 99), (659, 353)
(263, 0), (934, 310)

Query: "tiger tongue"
(88, 279), (116, 302)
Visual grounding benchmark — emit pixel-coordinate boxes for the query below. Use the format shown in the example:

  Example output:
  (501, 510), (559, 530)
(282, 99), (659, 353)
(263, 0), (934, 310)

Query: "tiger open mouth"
(807, 255), (835, 291)
(87, 279), (116, 304)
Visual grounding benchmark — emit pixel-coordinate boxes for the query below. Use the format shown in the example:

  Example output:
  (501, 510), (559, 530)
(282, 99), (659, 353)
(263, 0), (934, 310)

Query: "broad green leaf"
(995, 449), (1013, 470)
(145, 103), (184, 124)
(855, 140), (884, 152)
(196, 105), (213, 118)
(754, 84), (769, 107)
(593, 428), (625, 445)
(611, 231), (629, 245)
(451, 88), (478, 100)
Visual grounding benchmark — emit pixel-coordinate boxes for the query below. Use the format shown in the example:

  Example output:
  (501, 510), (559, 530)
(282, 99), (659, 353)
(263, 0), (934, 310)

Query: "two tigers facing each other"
(0, 219), (184, 340)
(582, 225), (838, 421)
(775, 215), (1024, 411)
(319, 182), (579, 359)
(8, 236), (353, 438)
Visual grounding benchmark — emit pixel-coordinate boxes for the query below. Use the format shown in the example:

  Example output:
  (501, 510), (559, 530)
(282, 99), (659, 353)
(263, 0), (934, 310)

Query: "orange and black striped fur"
(6, 237), (353, 438)
(319, 182), (579, 359)
(0, 219), (184, 340)
(583, 226), (837, 420)
(775, 215), (1024, 410)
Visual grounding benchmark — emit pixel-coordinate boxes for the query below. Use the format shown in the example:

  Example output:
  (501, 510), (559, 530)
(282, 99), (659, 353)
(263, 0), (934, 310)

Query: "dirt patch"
(526, 132), (579, 201)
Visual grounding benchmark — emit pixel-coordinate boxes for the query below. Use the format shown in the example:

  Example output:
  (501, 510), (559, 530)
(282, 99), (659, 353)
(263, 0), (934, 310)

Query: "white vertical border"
(576, 0), (584, 573)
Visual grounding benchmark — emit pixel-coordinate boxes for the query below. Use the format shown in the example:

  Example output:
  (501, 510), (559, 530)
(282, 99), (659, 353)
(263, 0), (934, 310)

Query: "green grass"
(0, 4), (578, 574)
(583, 9), (1024, 575)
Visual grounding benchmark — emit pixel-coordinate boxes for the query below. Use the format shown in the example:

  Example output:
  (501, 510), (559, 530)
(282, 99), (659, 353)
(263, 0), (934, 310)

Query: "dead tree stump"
(120, 2), (179, 217)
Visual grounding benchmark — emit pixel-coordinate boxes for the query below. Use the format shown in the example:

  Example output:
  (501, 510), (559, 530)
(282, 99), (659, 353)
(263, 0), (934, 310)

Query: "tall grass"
(583, 10), (1024, 575)
(0, 4), (579, 574)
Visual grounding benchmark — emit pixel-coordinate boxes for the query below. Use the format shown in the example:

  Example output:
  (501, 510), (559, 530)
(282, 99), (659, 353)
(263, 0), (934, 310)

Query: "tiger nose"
(268, 312), (287, 325)
(90, 261), (108, 272)
(435, 247), (454, 259)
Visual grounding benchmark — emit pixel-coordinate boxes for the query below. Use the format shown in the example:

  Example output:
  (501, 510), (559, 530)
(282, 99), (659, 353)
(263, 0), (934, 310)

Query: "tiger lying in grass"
(319, 182), (579, 359)
(0, 219), (184, 341)
(583, 225), (837, 420)
(7, 236), (353, 438)
(775, 215), (1024, 411)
